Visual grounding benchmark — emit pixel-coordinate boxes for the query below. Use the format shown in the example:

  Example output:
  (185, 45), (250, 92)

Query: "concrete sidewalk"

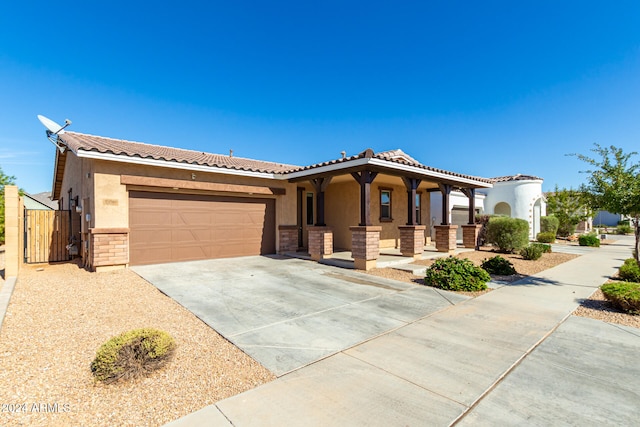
(166, 238), (638, 426)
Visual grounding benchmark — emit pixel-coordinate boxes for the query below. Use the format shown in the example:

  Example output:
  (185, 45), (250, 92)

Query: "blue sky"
(1, 1), (639, 193)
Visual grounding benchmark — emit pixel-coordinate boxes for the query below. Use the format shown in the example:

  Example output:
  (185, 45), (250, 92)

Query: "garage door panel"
(129, 191), (275, 265)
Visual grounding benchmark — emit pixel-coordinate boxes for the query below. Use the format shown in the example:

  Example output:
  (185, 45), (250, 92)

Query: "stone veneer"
(398, 225), (426, 258)
(308, 226), (333, 261)
(349, 225), (382, 270)
(462, 224), (482, 249)
(278, 225), (298, 253)
(89, 228), (129, 272)
(434, 224), (458, 253)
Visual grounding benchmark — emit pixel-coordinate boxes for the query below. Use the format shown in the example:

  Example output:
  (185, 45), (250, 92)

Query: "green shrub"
(601, 281), (640, 314)
(578, 233), (600, 247)
(536, 232), (556, 243)
(557, 222), (576, 238)
(619, 258), (640, 282)
(91, 328), (176, 384)
(481, 255), (516, 275)
(531, 242), (552, 253)
(617, 224), (632, 235)
(540, 216), (559, 235)
(486, 217), (530, 253)
(424, 256), (490, 292)
(618, 219), (630, 226)
(520, 244), (544, 260)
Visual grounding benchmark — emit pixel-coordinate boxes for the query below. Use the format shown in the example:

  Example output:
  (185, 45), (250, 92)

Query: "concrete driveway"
(132, 255), (469, 375)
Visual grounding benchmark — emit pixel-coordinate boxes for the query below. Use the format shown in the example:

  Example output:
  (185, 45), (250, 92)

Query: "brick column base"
(278, 225), (298, 253)
(308, 226), (333, 261)
(89, 228), (130, 272)
(350, 226), (382, 270)
(398, 225), (426, 259)
(435, 225), (458, 253)
(462, 224), (482, 249)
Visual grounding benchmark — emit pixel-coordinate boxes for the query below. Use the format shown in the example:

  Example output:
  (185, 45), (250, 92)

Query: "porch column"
(278, 225), (298, 253)
(435, 225), (458, 253)
(309, 177), (332, 226)
(350, 226), (381, 270)
(401, 177), (422, 225)
(308, 226), (333, 261)
(351, 170), (378, 226)
(399, 225), (426, 259)
(435, 183), (457, 252)
(460, 188), (481, 249)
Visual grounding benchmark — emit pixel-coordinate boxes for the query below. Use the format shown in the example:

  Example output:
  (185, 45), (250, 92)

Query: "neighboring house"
(23, 192), (59, 210)
(431, 174), (546, 241)
(593, 210), (626, 227)
(51, 131), (493, 271)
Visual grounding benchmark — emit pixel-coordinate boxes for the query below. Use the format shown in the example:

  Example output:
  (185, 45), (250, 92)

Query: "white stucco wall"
(483, 179), (546, 239)
(429, 179), (546, 241)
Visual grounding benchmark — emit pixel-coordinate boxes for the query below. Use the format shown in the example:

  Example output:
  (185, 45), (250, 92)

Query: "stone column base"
(462, 224), (482, 249)
(278, 225), (298, 253)
(434, 225), (458, 253)
(308, 226), (333, 261)
(398, 225), (427, 259)
(89, 228), (130, 271)
(350, 225), (382, 270)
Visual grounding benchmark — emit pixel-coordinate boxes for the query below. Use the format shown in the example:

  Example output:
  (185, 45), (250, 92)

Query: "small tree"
(0, 166), (18, 244)
(573, 144), (640, 265)
(546, 186), (591, 237)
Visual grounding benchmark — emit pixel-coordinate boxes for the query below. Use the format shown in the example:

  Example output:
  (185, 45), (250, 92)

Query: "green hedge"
(578, 233), (600, 247)
(619, 258), (640, 282)
(481, 256), (516, 275)
(536, 232), (556, 243)
(601, 281), (640, 314)
(486, 217), (530, 253)
(424, 257), (490, 291)
(540, 216), (559, 235)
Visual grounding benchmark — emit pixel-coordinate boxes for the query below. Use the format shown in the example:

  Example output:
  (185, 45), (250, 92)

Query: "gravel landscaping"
(0, 261), (274, 427)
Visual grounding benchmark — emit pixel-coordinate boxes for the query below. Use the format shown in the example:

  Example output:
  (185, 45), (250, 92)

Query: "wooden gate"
(24, 210), (71, 263)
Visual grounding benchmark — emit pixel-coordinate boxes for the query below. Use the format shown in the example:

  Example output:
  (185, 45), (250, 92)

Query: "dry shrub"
(91, 328), (176, 384)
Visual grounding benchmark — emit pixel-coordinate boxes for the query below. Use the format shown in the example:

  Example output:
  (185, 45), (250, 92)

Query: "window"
(306, 192), (314, 225)
(380, 189), (392, 221)
(415, 193), (421, 224)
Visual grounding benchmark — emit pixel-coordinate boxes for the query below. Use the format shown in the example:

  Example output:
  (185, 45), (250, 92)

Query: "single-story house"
(51, 131), (494, 271)
(431, 174), (546, 241)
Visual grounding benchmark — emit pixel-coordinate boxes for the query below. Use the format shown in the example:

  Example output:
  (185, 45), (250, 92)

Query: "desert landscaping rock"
(0, 262), (274, 427)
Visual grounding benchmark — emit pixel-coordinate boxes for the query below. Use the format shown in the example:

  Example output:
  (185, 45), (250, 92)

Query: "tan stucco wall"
(3, 186), (23, 277)
(324, 176), (430, 250)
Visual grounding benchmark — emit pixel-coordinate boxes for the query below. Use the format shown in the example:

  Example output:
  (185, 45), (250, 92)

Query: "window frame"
(306, 192), (314, 225)
(379, 188), (393, 222)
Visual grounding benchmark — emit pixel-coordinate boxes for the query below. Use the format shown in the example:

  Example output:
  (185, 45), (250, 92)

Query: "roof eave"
(75, 149), (283, 180)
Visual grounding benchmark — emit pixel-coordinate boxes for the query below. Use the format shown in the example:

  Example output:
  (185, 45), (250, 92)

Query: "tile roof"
(289, 148), (493, 184)
(489, 174), (543, 183)
(59, 132), (299, 174)
(56, 132), (492, 185)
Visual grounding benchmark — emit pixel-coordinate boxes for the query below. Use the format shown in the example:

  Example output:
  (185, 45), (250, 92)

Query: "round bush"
(540, 216), (559, 235)
(601, 281), (640, 314)
(91, 328), (176, 384)
(536, 232), (556, 243)
(486, 217), (530, 253)
(619, 258), (640, 282)
(531, 242), (552, 253)
(424, 256), (490, 292)
(520, 244), (543, 260)
(481, 255), (516, 275)
(578, 233), (600, 247)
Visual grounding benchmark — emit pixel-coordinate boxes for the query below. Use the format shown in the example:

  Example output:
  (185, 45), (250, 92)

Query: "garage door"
(451, 207), (471, 241)
(129, 191), (276, 265)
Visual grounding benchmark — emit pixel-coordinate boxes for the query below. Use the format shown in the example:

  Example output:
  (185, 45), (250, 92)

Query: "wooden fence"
(24, 210), (70, 263)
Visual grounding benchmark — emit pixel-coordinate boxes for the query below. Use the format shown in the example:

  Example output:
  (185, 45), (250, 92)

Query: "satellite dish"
(37, 115), (72, 153)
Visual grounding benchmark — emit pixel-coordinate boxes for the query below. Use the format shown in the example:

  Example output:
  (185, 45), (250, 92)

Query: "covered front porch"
(278, 149), (492, 270)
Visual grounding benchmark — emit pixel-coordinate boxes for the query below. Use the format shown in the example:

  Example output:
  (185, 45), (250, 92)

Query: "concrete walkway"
(166, 237), (639, 426)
